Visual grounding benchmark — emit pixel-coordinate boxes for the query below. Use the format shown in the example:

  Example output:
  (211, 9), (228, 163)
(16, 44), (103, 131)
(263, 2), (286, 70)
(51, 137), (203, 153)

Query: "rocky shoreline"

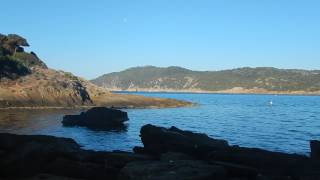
(0, 124), (319, 180)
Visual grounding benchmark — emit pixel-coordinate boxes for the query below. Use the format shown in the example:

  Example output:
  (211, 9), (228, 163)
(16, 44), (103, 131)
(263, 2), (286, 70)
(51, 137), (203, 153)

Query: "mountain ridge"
(91, 66), (320, 94)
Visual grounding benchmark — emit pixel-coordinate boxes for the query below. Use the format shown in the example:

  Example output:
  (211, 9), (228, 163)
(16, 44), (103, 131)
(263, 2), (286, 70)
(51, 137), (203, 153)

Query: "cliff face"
(0, 34), (191, 108)
(91, 66), (320, 94)
(0, 67), (93, 107)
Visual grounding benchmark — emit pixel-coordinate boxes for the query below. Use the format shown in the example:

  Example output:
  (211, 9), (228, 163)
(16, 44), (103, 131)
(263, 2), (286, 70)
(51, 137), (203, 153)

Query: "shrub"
(0, 56), (31, 80)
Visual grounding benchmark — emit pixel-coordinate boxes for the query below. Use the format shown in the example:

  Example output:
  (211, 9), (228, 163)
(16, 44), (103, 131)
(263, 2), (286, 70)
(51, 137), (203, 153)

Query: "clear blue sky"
(1, 0), (320, 79)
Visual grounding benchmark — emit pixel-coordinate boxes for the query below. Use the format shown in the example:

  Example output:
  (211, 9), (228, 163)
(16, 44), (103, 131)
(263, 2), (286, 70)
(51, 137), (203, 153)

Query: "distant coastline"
(110, 88), (320, 96)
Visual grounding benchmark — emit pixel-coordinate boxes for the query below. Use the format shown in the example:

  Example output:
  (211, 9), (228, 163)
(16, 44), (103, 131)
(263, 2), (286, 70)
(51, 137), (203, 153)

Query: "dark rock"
(209, 161), (258, 178)
(133, 146), (146, 154)
(160, 152), (194, 161)
(0, 133), (80, 152)
(300, 175), (320, 180)
(106, 152), (153, 167)
(0, 133), (80, 177)
(119, 160), (226, 180)
(23, 173), (85, 180)
(207, 146), (316, 177)
(140, 124), (229, 157)
(62, 107), (128, 129)
(46, 157), (117, 180)
(0, 133), (153, 179)
(310, 140), (320, 160)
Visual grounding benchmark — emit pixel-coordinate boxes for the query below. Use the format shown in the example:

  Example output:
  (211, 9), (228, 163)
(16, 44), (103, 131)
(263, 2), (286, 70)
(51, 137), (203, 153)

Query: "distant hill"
(0, 34), (189, 108)
(91, 66), (320, 94)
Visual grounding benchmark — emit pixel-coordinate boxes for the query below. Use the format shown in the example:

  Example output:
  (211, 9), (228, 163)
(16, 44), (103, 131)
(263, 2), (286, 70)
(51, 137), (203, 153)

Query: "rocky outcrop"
(0, 133), (153, 179)
(119, 160), (226, 180)
(310, 140), (320, 160)
(2, 125), (319, 180)
(138, 124), (320, 180)
(0, 66), (191, 108)
(0, 33), (192, 109)
(62, 107), (128, 129)
(140, 124), (229, 157)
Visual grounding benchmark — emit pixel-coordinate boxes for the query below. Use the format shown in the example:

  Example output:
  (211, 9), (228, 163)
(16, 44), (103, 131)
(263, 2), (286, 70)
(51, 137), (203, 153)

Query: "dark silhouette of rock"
(310, 140), (320, 160)
(1, 126), (320, 180)
(0, 133), (80, 177)
(119, 160), (226, 180)
(209, 161), (258, 179)
(140, 124), (229, 157)
(207, 146), (320, 177)
(160, 152), (195, 161)
(0, 133), (152, 179)
(139, 124), (320, 179)
(62, 107), (128, 129)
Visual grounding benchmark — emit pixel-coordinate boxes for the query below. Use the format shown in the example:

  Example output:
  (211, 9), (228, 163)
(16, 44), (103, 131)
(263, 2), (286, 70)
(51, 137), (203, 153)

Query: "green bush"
(0, 56), (31, 79)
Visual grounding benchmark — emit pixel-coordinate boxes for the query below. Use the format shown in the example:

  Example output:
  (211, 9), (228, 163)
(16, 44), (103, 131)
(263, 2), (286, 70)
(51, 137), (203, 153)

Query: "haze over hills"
(0, 34), (190, 108)
(91, 66), (320, 94)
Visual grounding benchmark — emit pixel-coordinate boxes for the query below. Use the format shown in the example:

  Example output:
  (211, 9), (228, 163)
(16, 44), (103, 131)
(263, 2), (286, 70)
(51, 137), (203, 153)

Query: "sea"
(0, 92), (319, 155)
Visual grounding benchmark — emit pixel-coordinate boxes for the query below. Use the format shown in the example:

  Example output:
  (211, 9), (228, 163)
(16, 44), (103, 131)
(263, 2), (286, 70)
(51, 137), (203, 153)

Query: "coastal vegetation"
(92, 66), (320, 94)
(0, 33), (191, 108)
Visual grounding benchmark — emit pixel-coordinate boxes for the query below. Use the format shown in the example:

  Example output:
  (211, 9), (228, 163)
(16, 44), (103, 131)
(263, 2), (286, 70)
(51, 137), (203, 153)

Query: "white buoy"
(269, 100), (273, 106)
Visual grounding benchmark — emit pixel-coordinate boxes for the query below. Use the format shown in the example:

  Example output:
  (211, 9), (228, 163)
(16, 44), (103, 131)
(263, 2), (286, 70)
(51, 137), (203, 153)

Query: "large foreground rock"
(0, 133), (80, 177)
(1, 126), (320, 180)
(140, 124), (229, 157)
(62, 107), (128, 129)
(0, 133), (152, 179)
(138, 124), (320, 179)
(310, 140), (320, 160)
(119, 160), (226, 180)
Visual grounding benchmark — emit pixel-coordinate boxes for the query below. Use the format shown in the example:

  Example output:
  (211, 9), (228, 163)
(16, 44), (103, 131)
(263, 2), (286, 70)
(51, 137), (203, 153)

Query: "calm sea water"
(0, 92), (319, 155)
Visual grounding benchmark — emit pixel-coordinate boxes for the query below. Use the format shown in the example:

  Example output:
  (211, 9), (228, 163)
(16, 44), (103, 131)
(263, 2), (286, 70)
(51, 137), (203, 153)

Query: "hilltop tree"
(0, 34), (29, 56)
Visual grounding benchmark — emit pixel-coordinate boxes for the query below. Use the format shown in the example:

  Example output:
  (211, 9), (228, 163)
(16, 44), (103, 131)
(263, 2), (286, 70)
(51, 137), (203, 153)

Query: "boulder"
(140, 124), (229, 157)
(160, 152), (194, 161)
(0, 133), (152, 179)
(0, 133), (80, 177)
(310, 140), (320, 160)
(23, 173), (85, 180)
(209, 161), (258, 178)
(207, 146), (316, 177)
(62, 107), (128, 129)
(119, 160), (226, 180)
(45, 157), (117, 180)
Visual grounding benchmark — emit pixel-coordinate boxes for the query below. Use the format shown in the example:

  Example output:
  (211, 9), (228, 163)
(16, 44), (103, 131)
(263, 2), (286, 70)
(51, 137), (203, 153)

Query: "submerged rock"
(140, 124), (229, 157)
(62, 107), (128, 129)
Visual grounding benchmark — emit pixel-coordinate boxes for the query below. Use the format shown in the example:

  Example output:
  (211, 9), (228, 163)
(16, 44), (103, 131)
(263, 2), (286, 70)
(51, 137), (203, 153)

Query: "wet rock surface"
(1, 124), (320, 180)
(62, 107), (128, 129)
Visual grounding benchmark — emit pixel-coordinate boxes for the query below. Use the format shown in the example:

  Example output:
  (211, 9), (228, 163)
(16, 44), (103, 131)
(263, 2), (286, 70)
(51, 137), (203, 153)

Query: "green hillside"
(91, 66), (320, 92)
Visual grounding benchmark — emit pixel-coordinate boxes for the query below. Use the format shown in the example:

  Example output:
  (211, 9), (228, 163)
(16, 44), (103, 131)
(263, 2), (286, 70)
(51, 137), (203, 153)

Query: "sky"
(1, 0), (320, 79)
